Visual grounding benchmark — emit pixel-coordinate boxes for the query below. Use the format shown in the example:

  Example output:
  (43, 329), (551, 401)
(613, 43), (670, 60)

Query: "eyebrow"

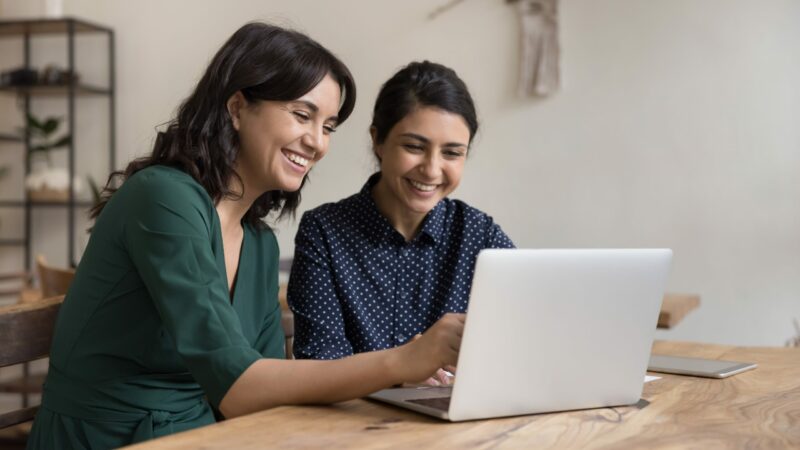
(293, 100), (339, 123)
(399, 132), (467, 148)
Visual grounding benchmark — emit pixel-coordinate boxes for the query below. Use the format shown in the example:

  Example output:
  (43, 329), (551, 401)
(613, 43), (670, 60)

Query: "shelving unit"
(0, 17), (115, 268)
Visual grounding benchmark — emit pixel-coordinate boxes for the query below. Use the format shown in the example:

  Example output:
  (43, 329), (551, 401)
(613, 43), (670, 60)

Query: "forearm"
(219, 346), (406, 418)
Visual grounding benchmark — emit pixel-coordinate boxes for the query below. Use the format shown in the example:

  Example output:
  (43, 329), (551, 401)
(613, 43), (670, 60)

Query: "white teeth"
(409, 179), (436, 192)
(286, 152), (309, 167)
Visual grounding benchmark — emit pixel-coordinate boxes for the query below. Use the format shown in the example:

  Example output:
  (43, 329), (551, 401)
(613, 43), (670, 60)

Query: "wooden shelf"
(0, 200), (94, 208)
(0, 17), (111, 37)
(0, 133), (23, 143)
(0, 239), (25, 247)
(0, 83), (111, 96)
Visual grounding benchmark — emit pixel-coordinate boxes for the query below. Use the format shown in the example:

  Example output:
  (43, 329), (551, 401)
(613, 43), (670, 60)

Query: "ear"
(226, 91), (247, 131)
(369, 126), (383, 162)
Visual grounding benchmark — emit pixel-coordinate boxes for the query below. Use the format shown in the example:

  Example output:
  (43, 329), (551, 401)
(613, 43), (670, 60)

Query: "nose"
(301, 125), (326, 155)
(419, 151), (442, 179)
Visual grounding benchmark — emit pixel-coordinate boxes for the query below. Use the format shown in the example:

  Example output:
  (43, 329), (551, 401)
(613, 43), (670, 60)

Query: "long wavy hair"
(91, 22), (356, 228)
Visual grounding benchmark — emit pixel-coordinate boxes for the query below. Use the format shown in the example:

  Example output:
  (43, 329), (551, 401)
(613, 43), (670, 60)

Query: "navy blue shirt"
(288, 173), (515, 359)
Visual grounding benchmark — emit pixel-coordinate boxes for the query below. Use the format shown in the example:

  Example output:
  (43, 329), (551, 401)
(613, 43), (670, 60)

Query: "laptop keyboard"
(407, 396), (451, 412)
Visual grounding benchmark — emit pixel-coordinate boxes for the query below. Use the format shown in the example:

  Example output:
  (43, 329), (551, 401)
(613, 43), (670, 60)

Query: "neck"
(216, 173), (261, 232)
(372, 178), (426, 242)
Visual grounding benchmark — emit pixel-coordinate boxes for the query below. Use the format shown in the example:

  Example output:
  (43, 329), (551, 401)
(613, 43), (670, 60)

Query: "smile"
(283, 150), (310, 168)
(407, 179), (438, 192)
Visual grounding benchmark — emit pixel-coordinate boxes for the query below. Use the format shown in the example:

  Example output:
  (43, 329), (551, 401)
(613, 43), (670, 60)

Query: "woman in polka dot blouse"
(289, 61), (515, 380)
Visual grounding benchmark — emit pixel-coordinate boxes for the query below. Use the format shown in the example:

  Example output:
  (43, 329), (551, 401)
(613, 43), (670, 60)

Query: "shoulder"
(112, 165), (216, 232)
(441, 198), (498, 228)
(298, 191), (362, 229)
(304, 191), (362, 221)
(441, 198), (514, 247)
(123, 165), (212, 206)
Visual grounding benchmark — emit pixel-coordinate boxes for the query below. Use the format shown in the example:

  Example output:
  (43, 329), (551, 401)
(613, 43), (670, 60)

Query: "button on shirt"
(288, 173), (515, 360)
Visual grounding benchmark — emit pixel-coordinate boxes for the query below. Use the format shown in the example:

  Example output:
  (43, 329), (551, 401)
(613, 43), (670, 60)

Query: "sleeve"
(123, 174), (262, 408)
(287, 212), (354, 360)
(252, 301), (286, 359)
(252, 232), (287, 360)
(486, 216), (516, 249)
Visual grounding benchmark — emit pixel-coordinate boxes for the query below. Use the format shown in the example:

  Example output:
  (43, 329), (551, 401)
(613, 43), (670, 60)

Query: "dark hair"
(370, 61), (478, 149)
(91, 22), (356, 228)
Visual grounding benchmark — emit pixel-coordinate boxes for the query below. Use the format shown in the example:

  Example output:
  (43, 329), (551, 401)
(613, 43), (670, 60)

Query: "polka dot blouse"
(287, 173), (515, 359)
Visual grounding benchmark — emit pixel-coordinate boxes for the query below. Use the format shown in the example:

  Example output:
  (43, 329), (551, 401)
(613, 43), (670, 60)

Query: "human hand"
(396, 314), (464, 384)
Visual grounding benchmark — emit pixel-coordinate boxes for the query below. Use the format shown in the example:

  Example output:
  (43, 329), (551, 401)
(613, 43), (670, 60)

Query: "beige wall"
(1, 0), (798, 346)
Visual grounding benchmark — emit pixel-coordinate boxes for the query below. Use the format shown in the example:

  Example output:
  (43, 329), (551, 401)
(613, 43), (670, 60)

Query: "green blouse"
(27, 166), (285, 449)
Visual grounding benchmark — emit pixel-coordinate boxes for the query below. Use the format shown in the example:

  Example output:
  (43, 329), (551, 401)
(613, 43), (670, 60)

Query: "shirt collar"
(358, 172), (446, 246)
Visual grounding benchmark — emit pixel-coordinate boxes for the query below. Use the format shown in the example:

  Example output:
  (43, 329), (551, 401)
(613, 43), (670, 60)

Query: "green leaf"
(42, 118), (60, 135)
(30, 144), (50, 152)
(26, 113), (43, 130)
(51, 135), (72, 148)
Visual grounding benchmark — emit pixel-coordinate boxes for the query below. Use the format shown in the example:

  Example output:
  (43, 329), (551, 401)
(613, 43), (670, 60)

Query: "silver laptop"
(368, 249), (672, 421)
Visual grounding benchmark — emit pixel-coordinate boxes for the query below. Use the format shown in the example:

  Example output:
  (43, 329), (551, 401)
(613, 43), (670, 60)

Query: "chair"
(35, 255), (75, 299)
(0, 271), (38, 304)
(278, 283), (294, 359)
(0, 257), (74, 415)
(0, 296), (64, 429)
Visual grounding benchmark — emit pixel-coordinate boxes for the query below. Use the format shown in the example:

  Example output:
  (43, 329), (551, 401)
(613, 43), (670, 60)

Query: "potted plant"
(23, 113), (82, 202)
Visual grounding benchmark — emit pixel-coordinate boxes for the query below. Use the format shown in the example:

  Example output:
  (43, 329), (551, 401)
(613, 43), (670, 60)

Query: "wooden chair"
(35, 255), (75, 299)
(0, 271), (39, 304)
(278, 283), (294, 359)
(0, 295), (64, 429)
(0, 257), (74, 416)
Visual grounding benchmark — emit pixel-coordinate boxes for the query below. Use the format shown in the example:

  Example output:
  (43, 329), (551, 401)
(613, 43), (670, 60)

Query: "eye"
(444, 149), (466, 158)
(323, 124), (337, 135)
(293, 111), (310, 121)
(402, 143), (424, 152)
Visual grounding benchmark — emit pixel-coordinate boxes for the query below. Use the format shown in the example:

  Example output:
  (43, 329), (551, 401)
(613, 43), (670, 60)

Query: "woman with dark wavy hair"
(27, 24), (464, 449)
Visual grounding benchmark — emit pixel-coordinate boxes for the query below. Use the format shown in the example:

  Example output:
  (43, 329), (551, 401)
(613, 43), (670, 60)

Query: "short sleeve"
(287, 212), (354, 360)
(122, 170), (262, 408)
(487, 220), (515, 249)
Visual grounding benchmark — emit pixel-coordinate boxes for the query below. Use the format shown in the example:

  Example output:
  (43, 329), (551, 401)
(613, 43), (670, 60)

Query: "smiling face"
(229, 73), (341, 196)
(372, 106), (470, 233)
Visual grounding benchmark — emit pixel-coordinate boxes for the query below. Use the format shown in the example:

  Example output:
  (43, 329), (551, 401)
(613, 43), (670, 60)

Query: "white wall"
(2, 0), (798, 346)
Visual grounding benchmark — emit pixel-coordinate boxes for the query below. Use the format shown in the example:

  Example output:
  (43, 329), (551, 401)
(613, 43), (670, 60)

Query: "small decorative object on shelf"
(0, 65), (80, 88)
(0, 67), (38, 86)
(23, 113), (83, 202)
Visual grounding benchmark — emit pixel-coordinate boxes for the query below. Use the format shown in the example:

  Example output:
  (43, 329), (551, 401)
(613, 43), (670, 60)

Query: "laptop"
(368, 248), (672, 421)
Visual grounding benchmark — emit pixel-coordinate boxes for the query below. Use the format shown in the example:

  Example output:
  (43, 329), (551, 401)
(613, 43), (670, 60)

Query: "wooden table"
(126, 341), (800, 449)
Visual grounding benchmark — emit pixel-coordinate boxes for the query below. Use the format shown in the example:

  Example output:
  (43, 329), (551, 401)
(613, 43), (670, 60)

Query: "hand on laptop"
(430, 366), (458, 386)
(395, 313), (464, 385)
(402, 366), (457, 387)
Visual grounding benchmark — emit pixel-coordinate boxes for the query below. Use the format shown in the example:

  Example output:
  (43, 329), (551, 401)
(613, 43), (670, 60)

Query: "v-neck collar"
(227, 224), (248, 305)
(213, 208), (249, 305)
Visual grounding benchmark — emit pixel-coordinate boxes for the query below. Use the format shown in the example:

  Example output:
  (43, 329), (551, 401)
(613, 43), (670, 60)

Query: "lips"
(405, 178), (441, 199)
(408, 179), (437, 192)
(282, 149), (312, 173)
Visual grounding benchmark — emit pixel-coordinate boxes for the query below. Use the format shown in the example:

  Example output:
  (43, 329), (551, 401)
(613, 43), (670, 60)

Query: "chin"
(275, 177), (304, 193)
(407, 201), (439, 215)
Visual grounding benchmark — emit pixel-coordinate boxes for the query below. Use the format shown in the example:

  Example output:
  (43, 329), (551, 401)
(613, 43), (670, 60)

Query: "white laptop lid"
(447, 249), (672, 421)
